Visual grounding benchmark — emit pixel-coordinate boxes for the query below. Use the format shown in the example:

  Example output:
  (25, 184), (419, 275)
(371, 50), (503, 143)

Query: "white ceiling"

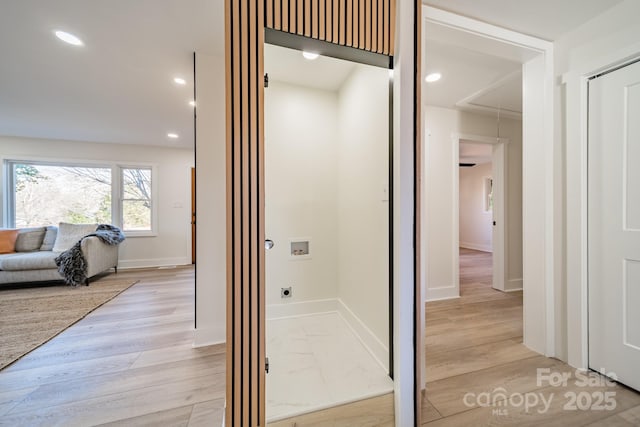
(0, 1), (625, 148)
(422, 0), (624, 119)
(0, 0), (223, 149)
(422, 0), (624, 41)
(265, 44), (355, 91)
(422, 36), (522, 116)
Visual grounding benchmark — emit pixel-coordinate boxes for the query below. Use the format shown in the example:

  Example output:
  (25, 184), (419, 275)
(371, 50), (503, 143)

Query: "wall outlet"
(281, 287), (292, 298)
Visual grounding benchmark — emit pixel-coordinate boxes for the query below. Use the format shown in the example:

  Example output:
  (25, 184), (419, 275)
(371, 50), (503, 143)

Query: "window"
(5, 161), (155, 236)
(120, 167), (152, 232)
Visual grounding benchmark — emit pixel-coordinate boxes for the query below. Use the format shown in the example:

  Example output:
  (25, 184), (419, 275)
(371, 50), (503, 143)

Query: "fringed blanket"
(54, 224), (125, 286)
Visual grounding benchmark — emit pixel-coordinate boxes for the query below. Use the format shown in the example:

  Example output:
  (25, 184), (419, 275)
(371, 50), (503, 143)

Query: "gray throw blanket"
(54, 224), (125, 286)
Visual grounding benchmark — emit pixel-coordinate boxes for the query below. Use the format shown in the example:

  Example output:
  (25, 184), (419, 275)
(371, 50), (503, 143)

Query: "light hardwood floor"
(0, 266), (225, 426)
(422, 248), (640, 426)
(3, 253), (639, 426)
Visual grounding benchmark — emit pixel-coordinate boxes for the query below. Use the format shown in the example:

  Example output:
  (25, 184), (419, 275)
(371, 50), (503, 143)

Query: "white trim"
(452, 133), (507, 292)
(193, 326), (225, 348)
(424, 286), (459, 302)
(266, 298), (338, 320)
(507, 278), (524, 292)
(393, 1), (417, 424)
(565, 46), (640, 369)
(422, 6), (549, 53)
(337, 299), (389, 372)
(423, 3), (556, 359)
(425, 294), (460, 302)
(492, 141), (507, 292)
(459, 242), (492, 253)
(118, 256), (191, 270)
(452, 135), (460, 296)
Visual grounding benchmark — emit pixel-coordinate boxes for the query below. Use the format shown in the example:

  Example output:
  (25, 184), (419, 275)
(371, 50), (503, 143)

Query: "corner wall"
(264, 80), (340, 306)
(194, 52), (227, 346)
(337, 64), (390, 353)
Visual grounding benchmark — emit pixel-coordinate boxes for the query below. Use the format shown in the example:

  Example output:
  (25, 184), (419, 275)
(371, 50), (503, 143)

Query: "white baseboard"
(459, 242), (493, 253)
(506, 278), (523, 291)
(266, 299), (338, 320)
(118, 257), (191, 270)
(336, 299), (389, 372)
(425, 286), (459, 302)
(193, 326), (226, 348)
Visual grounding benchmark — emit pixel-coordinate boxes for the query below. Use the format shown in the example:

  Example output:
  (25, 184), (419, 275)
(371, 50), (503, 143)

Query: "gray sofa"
(0, 225), (119, 285)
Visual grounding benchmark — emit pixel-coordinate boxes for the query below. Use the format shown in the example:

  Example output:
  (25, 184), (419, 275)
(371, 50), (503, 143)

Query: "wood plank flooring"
(422, 248), (640, 426)
(0, 266), (225, 427)
(3, 250), (639, 426)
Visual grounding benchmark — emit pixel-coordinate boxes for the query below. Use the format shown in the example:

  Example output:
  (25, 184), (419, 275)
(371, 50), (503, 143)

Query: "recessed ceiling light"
(167, 133), (179, 139)
(55, 30), (83, 46)
(189, 100), (196, 107)
(425, 72), (442, 83)
(174, 77), (187, 85)
(302, 51), (319, 60)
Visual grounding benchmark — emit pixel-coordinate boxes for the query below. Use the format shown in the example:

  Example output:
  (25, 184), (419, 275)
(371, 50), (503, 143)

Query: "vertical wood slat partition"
(227, 1), (398, 426)
(265, 0), (395, 55)
(225, 1), (265, 426)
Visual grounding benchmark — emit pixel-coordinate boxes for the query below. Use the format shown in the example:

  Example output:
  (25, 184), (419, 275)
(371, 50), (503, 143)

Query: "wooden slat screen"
(225, 1), (266, 426)
(226, 1), (399, 426)
(265, 0), (395, 55)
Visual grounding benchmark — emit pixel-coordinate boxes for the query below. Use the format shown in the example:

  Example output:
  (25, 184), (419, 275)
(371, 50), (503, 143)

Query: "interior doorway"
(458, 140), (495, 297)
(263, 42), (394, 424)
(421, 4), (554, 363)
(455, 136), (508, 293)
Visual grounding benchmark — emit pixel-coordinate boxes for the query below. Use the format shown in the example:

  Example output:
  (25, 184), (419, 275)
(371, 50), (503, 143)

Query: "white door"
(589, 59), (640, 391)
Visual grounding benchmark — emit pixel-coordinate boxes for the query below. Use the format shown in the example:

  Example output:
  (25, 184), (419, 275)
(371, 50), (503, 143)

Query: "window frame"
(2, 158), (157, 237)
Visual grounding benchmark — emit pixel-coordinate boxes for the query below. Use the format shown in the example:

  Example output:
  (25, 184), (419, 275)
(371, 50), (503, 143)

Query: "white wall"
(264, 67), (390, 363)
(194, 52), (226, 346)
(264, 81), (340, 306)
(337, 64), (390, 352)
(423, 106), (522, 300)
(555, 0), (640, 367)
(0, 135), (193, 268)
(459, 162), (492, 252)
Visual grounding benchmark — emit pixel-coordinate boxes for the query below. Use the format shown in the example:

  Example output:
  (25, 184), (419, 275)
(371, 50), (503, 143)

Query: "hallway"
(422, 248), (640, 425)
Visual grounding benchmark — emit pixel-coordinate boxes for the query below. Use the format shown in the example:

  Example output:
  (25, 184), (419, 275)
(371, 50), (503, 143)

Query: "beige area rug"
(0, 279), (138, 371)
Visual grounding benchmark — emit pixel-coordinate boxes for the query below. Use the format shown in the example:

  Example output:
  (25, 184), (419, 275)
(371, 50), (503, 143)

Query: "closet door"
(588, 59), (640, 391)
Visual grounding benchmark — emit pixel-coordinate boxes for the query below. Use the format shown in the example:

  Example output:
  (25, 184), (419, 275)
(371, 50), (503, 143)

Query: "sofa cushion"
(0, 253), (22, 270)
(52, 223), (97, 253)
(0, 251), (58, 271)
(0, 229), (19, 254)
(15, 227), (47, 252)
(40, 226), (58, 251)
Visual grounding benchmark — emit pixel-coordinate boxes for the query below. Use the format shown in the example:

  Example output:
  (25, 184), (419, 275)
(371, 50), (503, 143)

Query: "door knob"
(265, 239), (274, 250)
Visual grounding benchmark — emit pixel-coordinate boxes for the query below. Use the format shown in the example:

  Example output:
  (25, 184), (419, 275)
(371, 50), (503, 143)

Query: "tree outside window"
(8, 161), (155, 235)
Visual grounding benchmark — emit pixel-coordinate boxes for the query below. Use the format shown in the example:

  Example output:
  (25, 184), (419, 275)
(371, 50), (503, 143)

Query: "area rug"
(0, 279), (138, 371)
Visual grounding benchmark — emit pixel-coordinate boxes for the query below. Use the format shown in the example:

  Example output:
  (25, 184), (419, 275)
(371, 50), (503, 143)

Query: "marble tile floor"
(266, 312), (393, 423)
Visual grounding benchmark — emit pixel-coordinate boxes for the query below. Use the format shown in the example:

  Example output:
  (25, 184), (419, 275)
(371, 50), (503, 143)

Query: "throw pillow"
(40, 225), (58, 251)
(52, 223), (97, 253)
(0, 229), (19, 254)
(15, 227), (47, 252)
